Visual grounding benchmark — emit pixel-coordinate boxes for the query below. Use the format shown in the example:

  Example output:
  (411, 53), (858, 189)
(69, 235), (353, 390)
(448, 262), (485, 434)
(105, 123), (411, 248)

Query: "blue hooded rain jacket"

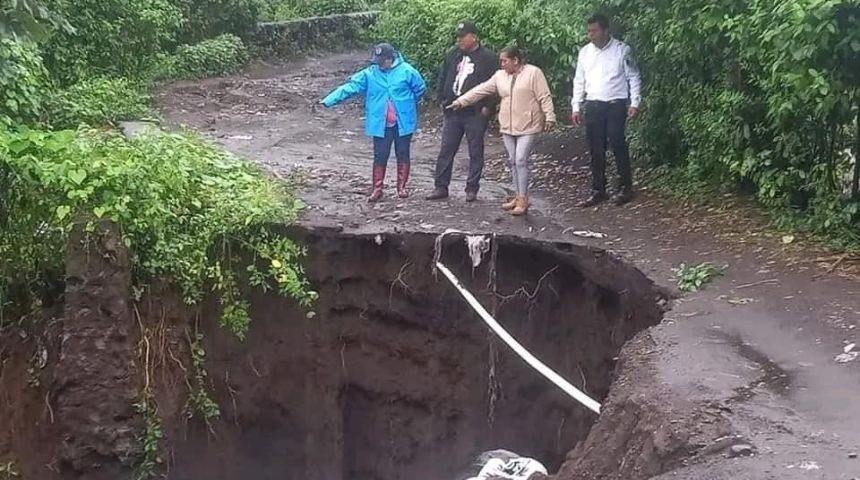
(322, 54), (427, 138)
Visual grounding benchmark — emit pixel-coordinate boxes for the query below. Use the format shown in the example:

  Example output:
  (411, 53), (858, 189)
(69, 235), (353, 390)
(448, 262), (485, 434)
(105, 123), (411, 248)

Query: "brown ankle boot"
(369, 166), (385, 202)
(502, 197), (518, 210)
(511, 196), (529, 216)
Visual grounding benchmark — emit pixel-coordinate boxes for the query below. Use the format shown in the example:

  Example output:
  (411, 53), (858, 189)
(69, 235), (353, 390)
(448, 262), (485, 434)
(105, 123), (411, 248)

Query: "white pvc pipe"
(435, 261), (602, 414)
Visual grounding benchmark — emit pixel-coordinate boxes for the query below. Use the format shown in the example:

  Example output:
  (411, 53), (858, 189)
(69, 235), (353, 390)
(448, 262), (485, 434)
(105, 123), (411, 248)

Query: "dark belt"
(585, 99), (628, 105)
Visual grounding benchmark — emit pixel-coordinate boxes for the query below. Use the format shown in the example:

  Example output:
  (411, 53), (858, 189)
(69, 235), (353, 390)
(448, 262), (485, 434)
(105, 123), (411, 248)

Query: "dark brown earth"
(55, 222), (142, 479)
(165, 228), (665, 480)
(0, 327), (58, 479)
(156, 51), (860, 480)
(0, 224), (666, 480)
(1, 222), (142, 480)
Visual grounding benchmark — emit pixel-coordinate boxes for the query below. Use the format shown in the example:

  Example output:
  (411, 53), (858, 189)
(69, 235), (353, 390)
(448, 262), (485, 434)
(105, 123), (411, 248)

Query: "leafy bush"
(380, 0), (860, 244)
(256, 1), (301, 21)
(612, 0), (860, 240)
(0, 39), (51, 126)
(257, 0), (370, 22)
(169, 34), (249, 79)
(311, 0), (370, 15)
(0, 0), (74, 42)
(42, 0), (184, 83)
(173, 0), (260, 43)
(0, 127), (315, 335)
(374, 0), (587, 107)
(45, 77), (152, 128)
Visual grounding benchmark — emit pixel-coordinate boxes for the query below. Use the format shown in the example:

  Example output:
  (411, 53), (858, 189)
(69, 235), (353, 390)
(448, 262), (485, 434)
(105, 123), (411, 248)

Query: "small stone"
(729, 444), (754, 458)
(118, 120), (159, 140)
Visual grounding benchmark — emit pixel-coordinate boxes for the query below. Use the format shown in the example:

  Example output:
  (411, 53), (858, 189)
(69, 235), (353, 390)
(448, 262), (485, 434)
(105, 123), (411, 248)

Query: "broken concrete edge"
(252, 11), (380, 58)
(281, 224), (672, 296)
(553, 328), (745, 480)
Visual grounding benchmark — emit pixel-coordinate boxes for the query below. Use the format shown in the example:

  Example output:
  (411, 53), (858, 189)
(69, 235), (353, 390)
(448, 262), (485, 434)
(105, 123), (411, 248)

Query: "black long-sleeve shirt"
(436, 45), (498, 113)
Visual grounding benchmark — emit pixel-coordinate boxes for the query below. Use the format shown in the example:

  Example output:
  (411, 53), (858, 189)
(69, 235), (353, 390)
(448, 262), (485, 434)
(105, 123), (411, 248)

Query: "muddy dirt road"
(158, 53), (559, 236)
(158, 52), (860, 479)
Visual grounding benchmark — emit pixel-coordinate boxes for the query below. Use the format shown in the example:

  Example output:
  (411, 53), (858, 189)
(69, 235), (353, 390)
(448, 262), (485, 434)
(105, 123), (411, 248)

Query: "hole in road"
(165, 228), (667, 480)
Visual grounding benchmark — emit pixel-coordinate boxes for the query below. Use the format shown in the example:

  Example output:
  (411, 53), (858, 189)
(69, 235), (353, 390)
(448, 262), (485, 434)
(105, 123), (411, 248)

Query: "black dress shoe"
(613, 189), (634, 205)
(425, 188), (449, 200)
(578, 192), (608, 208)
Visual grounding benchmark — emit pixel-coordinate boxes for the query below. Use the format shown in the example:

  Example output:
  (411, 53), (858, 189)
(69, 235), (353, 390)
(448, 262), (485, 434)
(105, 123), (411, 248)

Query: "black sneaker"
(578, 192), (608, 208)
(426, 188), (449, 200)
(465, 191), (478, 202)
(613, 189), (634, 205)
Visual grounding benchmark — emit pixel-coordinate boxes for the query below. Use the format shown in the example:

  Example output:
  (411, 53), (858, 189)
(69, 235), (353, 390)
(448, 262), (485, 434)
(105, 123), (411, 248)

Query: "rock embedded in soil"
(729, 444), (755, 458)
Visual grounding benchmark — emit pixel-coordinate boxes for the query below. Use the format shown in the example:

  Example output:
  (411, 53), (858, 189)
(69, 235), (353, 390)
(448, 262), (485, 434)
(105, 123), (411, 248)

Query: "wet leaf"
(55, 205), (71, 220)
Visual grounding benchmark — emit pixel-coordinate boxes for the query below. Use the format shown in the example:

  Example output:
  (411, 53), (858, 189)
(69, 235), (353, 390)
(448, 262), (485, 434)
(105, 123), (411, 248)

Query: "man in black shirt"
(426, 21), (498, 202)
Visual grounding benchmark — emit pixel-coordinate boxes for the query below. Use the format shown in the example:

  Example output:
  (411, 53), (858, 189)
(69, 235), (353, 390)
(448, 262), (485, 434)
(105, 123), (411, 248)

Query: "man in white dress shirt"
(571, 13), (642, 206)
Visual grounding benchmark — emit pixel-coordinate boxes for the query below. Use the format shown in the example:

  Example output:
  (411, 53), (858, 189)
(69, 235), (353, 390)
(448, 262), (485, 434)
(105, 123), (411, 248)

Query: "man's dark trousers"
(584, 100), (632, 194)
(433, 110), (489, 193)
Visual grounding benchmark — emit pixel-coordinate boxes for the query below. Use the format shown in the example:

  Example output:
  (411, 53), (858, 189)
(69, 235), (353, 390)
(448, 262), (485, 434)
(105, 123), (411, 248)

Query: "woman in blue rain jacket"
(322, 43), (427, 201)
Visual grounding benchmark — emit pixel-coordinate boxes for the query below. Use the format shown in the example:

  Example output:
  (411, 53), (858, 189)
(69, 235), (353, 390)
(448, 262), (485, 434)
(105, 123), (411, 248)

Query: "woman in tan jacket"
(448, 46), (556, 215)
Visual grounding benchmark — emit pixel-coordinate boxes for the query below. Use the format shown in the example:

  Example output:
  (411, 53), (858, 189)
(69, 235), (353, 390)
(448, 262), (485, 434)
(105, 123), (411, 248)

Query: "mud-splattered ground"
(158, 52), (860, 479)
(158, 54), (560, 236)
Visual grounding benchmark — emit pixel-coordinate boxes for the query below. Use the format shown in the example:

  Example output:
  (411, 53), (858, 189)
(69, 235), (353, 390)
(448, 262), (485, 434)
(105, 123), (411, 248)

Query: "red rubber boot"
(369, 165), (386, 202)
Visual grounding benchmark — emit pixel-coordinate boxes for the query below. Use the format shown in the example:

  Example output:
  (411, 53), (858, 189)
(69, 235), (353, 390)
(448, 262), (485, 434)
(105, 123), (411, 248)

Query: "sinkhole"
(167, 227), (666, 480)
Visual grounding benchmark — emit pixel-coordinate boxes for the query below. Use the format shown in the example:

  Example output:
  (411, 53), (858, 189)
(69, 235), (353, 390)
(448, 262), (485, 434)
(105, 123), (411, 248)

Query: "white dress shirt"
(571, 37), (642, 113)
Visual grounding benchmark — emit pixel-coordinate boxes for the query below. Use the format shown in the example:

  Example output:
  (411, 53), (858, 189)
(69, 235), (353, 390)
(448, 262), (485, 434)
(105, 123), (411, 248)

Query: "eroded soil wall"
(164, 228), (665, 479)
(1, 226), (666, 480)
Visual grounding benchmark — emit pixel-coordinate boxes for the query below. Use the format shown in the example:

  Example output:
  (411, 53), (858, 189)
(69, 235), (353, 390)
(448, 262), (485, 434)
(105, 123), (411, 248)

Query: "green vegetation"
(187, 331), (221, 421)
(170, 33), (250, 80)
(375, 0), (582, 103)
(45, 77), (154, 129)
(0, 2), (265, 317)
(174, 0), (260, 44)
(676, 263), (723, 293)
(133, 397), (163, 480)
(257, 0), (372, 22)
(1, 0), (858, 473)
(377, 0), (860, 249)
(0, 127), (314, 333)
(0, 0), (72, 42)
(1, 2), (319, 473)
(622, 0), (860, 248)
(42, 0), (184, 84)
(0, 39), (50, 127)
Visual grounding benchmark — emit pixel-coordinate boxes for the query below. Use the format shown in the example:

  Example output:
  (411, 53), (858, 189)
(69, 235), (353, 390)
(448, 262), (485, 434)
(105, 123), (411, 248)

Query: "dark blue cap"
(456, 21), (479, 36)
(371, 43), (397, 64)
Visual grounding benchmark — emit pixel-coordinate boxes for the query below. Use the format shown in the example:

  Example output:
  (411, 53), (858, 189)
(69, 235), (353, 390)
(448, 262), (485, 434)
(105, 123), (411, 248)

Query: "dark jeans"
(433, 111), (489, 193)
(584, 100), (632, 193)
(373, 126), (412, 167)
